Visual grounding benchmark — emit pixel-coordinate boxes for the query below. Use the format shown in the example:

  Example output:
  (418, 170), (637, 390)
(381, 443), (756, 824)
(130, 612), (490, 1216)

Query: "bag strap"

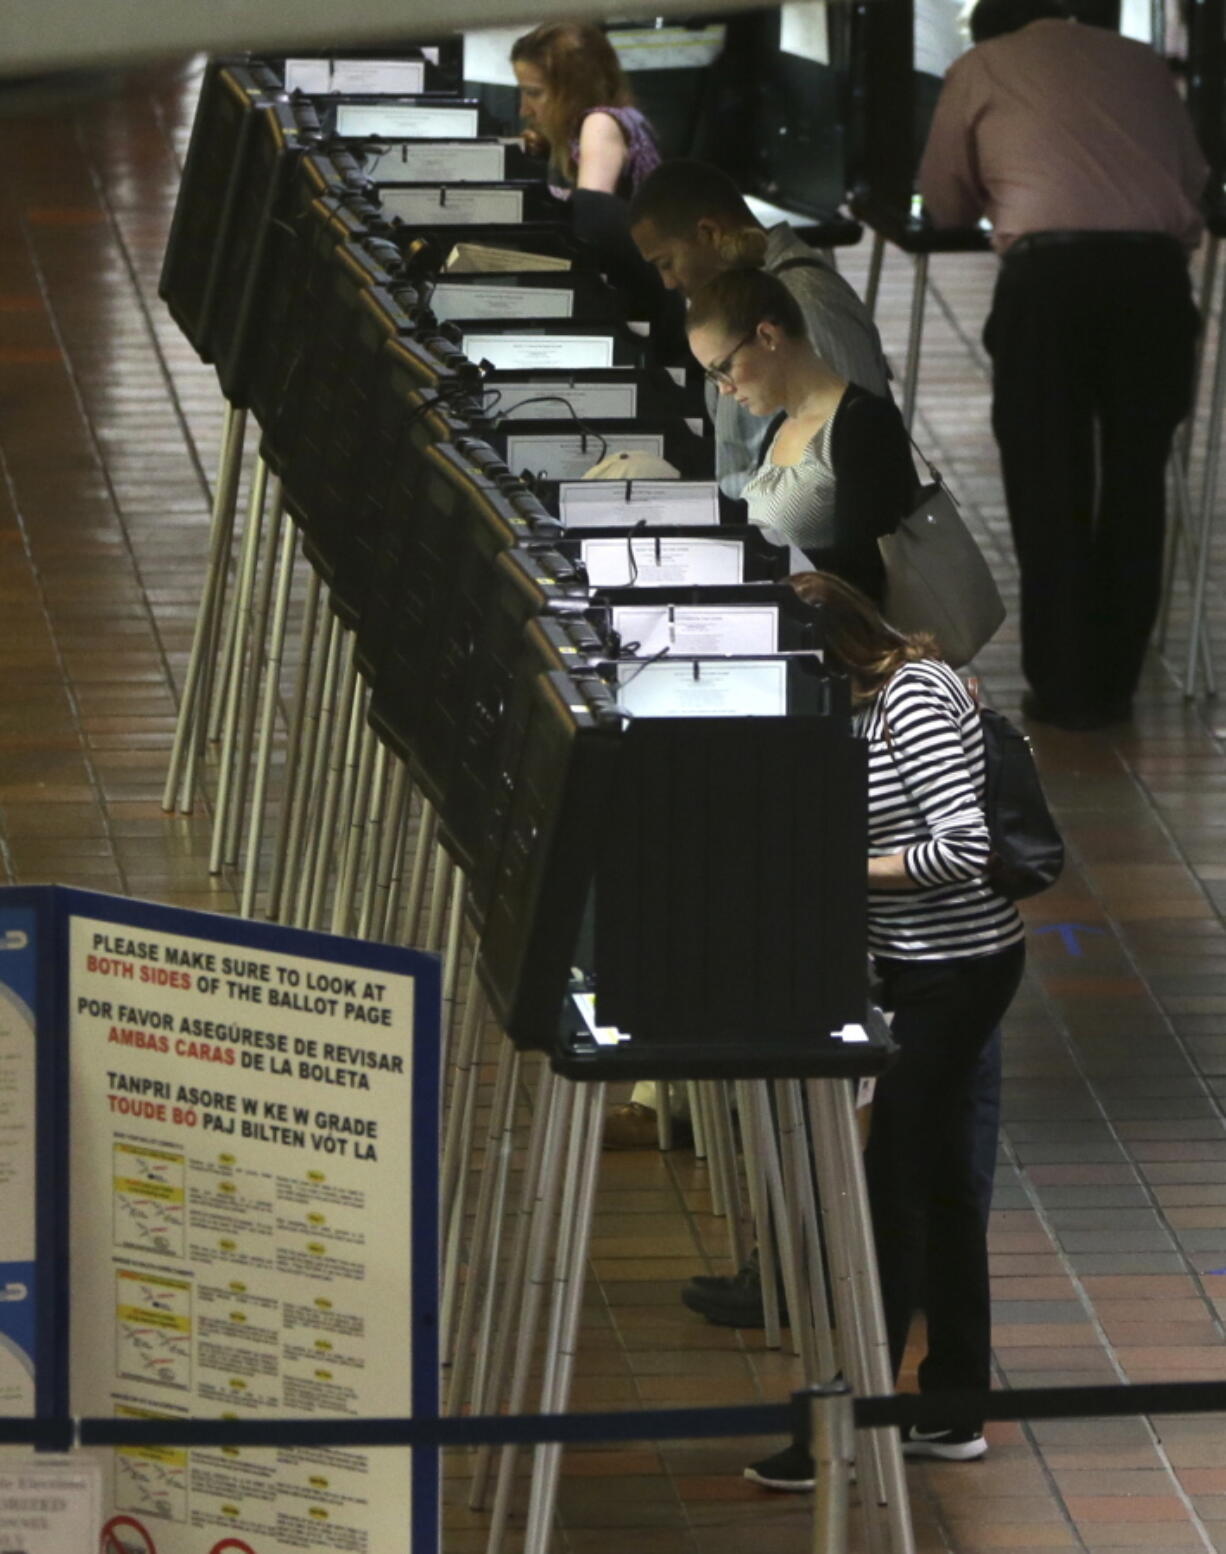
(770, 255), (832, 277)
(831, 383), (947, 494)
(754, 409), (788, 472)
(906, 430), (944, 488)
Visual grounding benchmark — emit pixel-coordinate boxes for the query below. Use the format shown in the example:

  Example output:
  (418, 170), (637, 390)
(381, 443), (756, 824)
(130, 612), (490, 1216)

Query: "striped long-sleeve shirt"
(855, 659), (1024, 961)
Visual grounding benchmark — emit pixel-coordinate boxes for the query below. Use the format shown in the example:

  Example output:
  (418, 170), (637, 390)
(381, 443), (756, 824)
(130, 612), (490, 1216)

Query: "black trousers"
(864, 941), (1025, 1421)
(984, 235), (1198, 715)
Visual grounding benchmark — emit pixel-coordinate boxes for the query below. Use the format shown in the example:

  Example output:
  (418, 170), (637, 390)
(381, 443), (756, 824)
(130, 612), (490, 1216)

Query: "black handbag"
(882, 696), (1063, 901)
(979, 706), (1064, 900)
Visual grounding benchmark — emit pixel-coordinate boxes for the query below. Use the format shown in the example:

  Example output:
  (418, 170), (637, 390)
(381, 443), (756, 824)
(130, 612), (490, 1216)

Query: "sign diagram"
(114, 1144), (186, 1258)
(116, 1271), (193, 1392)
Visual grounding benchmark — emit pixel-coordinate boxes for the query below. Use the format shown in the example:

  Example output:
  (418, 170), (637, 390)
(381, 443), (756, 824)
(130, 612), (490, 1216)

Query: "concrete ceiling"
(1, 0), (764, 76)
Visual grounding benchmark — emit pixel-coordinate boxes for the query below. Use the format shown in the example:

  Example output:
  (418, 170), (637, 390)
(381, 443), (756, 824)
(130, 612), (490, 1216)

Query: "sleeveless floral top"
(548, 106), (661, 201)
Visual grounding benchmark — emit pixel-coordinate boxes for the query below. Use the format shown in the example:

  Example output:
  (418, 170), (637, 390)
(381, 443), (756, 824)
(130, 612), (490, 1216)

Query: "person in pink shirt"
(920, 0), (1208, 730)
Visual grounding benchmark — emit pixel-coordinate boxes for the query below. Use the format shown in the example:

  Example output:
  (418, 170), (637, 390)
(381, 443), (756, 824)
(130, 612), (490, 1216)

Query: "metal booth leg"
(485, 1077), (574, 1554)
(263, 561), (321, 920)
(209, 455), (269, 874)
(524, 1081), (606, 1554)
(865, 232), (887, 321)
(163, 401), (247, 814)
(901, 253), (929, 433)
(239, 485), (295, 917)
(468, 1062), (557, 1505)
(735, 1079), (784, 1350)
(1184, 269), (1226, 699)
(807, 1078), (915, 1554)
(446, 1037), (520, 1411)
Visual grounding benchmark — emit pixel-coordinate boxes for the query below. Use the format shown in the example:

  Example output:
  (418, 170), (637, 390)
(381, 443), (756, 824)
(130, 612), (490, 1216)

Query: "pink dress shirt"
(918, 19), (1208, 252)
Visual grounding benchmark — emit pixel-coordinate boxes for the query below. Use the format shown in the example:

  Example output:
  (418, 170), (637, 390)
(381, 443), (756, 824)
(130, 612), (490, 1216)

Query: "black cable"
(616, 641), (670, 688)
(483, 392), (609, 467)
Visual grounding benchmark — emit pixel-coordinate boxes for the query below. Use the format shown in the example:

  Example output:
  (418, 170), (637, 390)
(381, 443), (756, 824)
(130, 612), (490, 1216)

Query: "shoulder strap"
(754, 409), (788, 471)
(770, 254), (830, 277)
(833, 386), (945, 491)
(906, 432), (943, 487)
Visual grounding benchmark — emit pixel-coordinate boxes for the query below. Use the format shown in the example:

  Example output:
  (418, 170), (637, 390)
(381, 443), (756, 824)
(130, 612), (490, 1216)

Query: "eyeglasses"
(703, 330), (758, 390)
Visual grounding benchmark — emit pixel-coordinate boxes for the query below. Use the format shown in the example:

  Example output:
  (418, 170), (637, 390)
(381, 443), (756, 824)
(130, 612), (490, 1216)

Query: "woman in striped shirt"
(748, 571), (1025, 1489)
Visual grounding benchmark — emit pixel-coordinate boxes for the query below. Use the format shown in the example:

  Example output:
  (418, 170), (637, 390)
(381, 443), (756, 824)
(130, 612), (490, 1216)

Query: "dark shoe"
(744, 1441), (815, 1492)
(602, 1102), (693, 1151)
(681, 1249), (788, 1328)
(901, 1424), (987, 1461)
(1021, 691), (1132, 733)
(602, 1102), (659, 1150)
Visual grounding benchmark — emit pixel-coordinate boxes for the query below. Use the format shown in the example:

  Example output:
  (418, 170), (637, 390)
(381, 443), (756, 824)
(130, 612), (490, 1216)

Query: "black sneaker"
(901, 1425), (987, 1461)
(680, 1251), (788, 1328)
(744, 1442), (815, 1492)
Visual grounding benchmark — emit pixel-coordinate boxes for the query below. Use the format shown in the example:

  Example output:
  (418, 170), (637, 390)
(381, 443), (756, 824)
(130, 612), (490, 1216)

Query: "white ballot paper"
(335, 103), (479, 138)
(507, 433), (664, 480)
(444, 242), (571, 274)
(380, 186), (524, 226)
(560, 480), (720, 529)
(612, 604), (779, 656)
(0, 1457), (101, 1554)
(464, 333), (615, 370)
(489, 380), (638, 420)
(285, 58), (427, 95)
(463, 26), (524, 85)
(364, 141), (506, 183)
(780, 2), (830, 63)
(617, 658), (789, 718)
(430, 283), (574, 322)
(581, 537), (744, 588)
(573, 991), (631, 1047)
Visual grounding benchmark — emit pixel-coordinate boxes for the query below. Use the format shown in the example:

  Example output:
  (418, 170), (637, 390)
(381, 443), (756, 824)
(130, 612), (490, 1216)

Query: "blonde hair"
(787, 571), (939, 702)
(686, 266), (806, 342)
(511, 22), (634, 185)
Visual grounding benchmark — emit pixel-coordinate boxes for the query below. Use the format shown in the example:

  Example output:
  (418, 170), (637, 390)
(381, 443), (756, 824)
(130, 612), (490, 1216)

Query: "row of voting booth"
(146, 26), (1045, 1554)
(160, 47), (886, 1085)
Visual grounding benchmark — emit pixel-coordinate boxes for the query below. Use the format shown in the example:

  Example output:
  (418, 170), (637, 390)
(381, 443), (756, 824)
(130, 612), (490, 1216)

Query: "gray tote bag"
(879, 460), (1005, 669)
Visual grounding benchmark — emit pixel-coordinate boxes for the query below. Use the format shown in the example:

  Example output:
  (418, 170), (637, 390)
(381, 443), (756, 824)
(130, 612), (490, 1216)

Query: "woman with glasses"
(687, 267), (916, 600)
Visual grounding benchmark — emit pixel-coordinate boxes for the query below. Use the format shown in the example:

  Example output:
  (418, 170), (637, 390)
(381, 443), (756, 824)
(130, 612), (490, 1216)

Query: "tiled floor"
(4, 56), (1226, 1554)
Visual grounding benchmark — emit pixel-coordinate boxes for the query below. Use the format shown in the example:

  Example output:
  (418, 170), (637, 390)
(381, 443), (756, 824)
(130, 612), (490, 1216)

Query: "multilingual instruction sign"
(0, 885), (440, 1554)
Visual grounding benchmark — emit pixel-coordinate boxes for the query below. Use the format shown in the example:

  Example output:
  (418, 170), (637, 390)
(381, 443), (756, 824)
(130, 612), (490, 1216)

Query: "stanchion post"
(807, 1381), (854, 1554)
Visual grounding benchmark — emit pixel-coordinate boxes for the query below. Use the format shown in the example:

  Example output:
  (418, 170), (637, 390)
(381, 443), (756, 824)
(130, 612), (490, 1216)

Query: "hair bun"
(714, 226), (769, 268)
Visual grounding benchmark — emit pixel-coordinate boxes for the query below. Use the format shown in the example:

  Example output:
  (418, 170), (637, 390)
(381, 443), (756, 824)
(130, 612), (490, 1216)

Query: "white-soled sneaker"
(901, 1425), (988, 1461)
(743, 1442), (815, 1492)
